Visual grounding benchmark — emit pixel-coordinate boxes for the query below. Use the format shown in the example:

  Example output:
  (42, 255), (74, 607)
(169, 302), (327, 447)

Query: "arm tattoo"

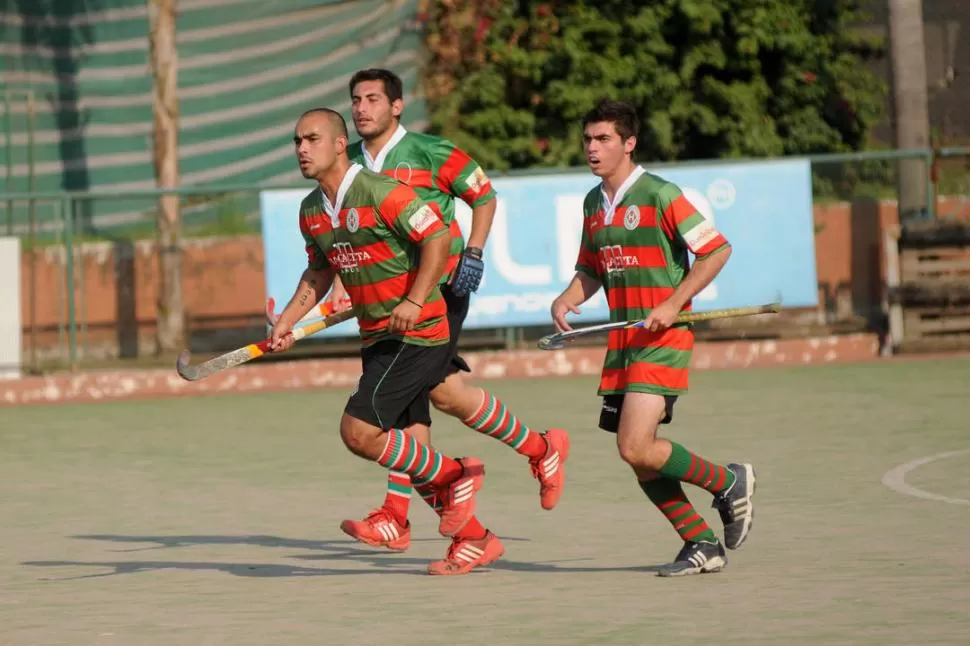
(297, 285), (313, 307)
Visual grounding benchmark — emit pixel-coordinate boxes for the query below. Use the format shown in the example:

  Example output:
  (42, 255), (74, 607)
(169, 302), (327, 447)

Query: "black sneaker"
(712, 463), (756, 550)
(656, 539), (727, 577)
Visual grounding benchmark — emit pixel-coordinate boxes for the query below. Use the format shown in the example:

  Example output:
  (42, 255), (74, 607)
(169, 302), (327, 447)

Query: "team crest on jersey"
(393, 162), (413, 185)
(623, 206), (640, 230)
(346, 208), (360, 233)
(466, 166), (489, 192)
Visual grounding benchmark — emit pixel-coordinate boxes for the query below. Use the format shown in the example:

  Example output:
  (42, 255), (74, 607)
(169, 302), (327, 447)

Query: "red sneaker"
(339, 508), (410, 552)
(427, 531), (505, 576)
(438, 457), (485, 537)
(530, 428), (570, 510)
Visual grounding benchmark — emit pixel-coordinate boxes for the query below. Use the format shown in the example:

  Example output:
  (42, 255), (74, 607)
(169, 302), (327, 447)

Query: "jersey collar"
(601, 165), (645, 225)
(361, 124), (408, 173)
(320, 163), (363, 226)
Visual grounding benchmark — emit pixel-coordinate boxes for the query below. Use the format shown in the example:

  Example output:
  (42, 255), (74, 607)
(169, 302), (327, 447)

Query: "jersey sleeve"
(575, 195), (601, 280)
(432, 138), (496, 208)
(298, 214), (329, 270)
(377, 183), (448, 244)
(658, 184), (729, 257)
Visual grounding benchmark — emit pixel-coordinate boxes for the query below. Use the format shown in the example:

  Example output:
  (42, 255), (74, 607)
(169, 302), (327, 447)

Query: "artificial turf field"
(2, 357), (969, 645)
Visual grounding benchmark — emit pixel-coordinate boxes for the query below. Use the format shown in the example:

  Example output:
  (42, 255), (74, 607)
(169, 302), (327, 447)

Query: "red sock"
(383, 472), (412, 525)
(377, 429), (463, 489)
(517, 432), (548, 460)
(465, 390), (548, 459)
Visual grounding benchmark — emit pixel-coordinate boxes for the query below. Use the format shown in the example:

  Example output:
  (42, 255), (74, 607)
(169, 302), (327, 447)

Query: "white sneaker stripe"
(455, 549), (479, 562)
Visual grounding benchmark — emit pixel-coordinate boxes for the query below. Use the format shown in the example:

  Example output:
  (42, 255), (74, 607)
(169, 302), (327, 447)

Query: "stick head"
(175, 350), (200, 381)
(537, 334), (566, 351)
(536, 332), (574, 350)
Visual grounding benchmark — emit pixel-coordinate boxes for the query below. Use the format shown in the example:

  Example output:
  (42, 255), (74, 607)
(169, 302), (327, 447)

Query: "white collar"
(361, 124), (408, 172)
(601, 165), (645, 224)
(320, 163), (363, 226)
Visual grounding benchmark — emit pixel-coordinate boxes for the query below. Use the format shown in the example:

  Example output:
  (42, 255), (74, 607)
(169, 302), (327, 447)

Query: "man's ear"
(624, 135), (637, 155)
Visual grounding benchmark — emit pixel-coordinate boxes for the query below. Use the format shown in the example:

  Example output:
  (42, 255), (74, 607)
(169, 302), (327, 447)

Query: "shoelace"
(364, 508), (395, 526)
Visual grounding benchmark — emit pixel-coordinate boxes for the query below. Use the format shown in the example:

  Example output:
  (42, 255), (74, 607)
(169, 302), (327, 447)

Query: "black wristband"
(405, 296), (423, 308)
(465, 246), (483, 259)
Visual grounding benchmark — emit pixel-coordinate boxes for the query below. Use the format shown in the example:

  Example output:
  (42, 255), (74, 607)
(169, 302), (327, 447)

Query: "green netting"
(0, 0), (425, 237)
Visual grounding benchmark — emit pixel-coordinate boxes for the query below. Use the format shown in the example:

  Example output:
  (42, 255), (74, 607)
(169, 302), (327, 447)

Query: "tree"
(887, 0), (929, 219)
(422, 0), (887, 170)
(147, 0), (183, 353)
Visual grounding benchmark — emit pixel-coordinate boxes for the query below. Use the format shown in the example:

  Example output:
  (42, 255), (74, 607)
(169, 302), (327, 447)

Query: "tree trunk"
(148, 0), (183, 353)
(888, 0), (930, 220)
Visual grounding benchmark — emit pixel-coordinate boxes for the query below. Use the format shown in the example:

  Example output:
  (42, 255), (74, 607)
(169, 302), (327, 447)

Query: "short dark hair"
(349, 68), (404, 103)
(300, 107), (348, 139)
(582, 99), (639, 141)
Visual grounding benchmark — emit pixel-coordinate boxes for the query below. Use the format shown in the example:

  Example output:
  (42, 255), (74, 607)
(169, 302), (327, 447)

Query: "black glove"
(450, 247), (484, 297)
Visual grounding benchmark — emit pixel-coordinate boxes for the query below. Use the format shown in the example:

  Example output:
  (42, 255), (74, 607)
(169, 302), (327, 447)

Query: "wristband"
(405, 296), (423, 308)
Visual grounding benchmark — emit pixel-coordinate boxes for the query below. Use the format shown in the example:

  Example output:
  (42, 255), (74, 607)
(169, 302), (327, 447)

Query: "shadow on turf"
(20, 533), (663, 579)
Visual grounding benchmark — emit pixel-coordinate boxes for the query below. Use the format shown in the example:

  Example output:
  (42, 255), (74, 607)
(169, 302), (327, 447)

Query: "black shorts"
(436, 283), (472, 384)
(345, 340), (451, 431)
(598, 393), (679, 433)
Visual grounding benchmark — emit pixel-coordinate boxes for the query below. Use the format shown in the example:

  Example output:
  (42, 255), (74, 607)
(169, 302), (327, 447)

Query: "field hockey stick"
(537, 301), (782, 351)
(176, 308), (356, 381)
(264, 296), (353, 327)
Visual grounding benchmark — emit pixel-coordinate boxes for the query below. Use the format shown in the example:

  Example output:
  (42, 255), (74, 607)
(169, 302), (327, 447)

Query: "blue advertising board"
(260, 159), (817, 339)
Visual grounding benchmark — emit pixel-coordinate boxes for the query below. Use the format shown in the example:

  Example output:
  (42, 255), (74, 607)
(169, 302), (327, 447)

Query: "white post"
(0, 237), (21, 379)
(884, 225), (904, 354)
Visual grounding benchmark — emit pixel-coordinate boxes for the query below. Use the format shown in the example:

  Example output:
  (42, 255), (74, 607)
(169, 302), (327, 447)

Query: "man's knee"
(340, 414), (382, 460)
(430, 375), (477, 418)
(617, 435), (668, 470)
(615, 393), (671, 469)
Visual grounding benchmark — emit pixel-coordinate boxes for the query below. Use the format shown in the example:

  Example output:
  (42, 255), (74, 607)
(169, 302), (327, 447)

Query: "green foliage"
(422, 0), (887, 170)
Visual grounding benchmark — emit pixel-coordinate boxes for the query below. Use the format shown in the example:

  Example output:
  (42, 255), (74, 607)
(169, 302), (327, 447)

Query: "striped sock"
(640, 477), (717, 543)
(659, 442), (736, 494)
(377, 429), (462, 488)
(382, 472), (412, 526)
(414, 482), (487, 541)
(464, 390), (548, 459)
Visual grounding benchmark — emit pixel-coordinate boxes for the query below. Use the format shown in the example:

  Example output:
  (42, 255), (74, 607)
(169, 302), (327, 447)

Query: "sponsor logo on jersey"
(682, 221), (720, 251)
(408, 204), (438, 233)
(329, 241), (371, 272)
(466, 166), (490, 193)
(598, 245), (640, 274)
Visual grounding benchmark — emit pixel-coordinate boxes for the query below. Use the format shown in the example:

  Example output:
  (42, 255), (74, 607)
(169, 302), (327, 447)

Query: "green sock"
(659, 442), (736, 494)
(639, 477), (717, 544)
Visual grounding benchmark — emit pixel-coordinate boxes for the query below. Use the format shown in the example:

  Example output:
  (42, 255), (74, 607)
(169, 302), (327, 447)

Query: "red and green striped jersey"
(348, 125), (496, 280)
(299, 163), (450, 348)
(574, 167), (730, 396)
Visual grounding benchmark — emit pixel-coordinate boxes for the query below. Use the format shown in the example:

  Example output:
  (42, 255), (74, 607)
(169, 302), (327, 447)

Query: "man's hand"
(388, 299), (422, 333)
(328, 280), (353, 313)
(642, 300), (681, 332)
(450, 247), (485, 297)
(551, 296), (581, 332)
(269, 319), (295, 352)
